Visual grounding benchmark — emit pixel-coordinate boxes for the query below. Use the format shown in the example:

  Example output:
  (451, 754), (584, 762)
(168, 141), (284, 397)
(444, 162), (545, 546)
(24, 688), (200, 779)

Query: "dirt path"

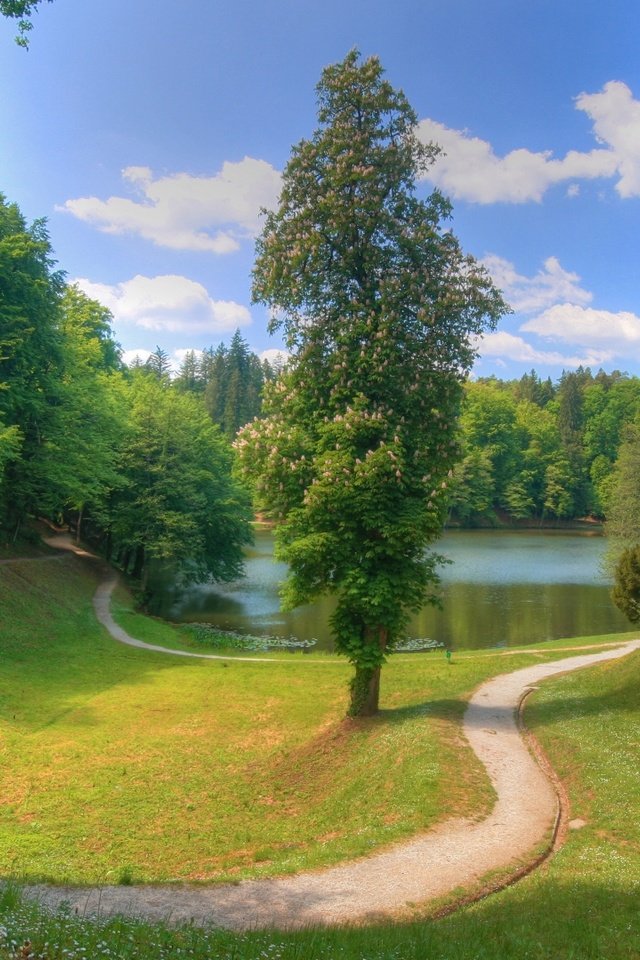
(92, 574), (343, 665)
(18, 537), (640, 928)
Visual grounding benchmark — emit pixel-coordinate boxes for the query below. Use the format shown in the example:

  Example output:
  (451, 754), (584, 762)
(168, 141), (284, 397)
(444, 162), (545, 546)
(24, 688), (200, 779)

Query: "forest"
(0, 194), (261, 598)
(2, 187), (640, 602)
(449, 367), (640, 525)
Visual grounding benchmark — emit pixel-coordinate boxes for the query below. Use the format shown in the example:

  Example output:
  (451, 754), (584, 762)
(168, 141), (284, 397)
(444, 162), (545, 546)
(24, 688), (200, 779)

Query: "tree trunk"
(75, 505), (83, 544)
(347, 627), (388, 717)
(132, 544), (145, 580)
(348, 663), (381, 717)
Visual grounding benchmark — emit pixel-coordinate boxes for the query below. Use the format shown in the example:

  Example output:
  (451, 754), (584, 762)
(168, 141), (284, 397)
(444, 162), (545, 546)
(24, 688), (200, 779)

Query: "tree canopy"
(0, 192), (253, 603)
(0, 0), (52, 46)
(237, 51), (507, 715)
(445, 368), (640, 525)
(107, 372), (253, 600)
(0, 194), (64, 534)
(604, 421), (640, 561)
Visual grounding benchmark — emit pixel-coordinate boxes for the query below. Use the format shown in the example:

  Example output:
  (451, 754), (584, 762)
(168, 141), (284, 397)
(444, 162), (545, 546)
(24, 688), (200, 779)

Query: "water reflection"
(160, 528), (628, 651)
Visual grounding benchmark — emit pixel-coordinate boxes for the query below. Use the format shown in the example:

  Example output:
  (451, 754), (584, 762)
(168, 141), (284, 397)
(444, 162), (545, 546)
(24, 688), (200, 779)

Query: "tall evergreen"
(145, 345), (171, 379)
(203, 331), (271, 438)
(174, 349), (202, 393)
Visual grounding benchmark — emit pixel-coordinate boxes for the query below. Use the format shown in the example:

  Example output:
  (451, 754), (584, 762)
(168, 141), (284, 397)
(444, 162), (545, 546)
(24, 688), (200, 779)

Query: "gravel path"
(21, 537), (640, 928)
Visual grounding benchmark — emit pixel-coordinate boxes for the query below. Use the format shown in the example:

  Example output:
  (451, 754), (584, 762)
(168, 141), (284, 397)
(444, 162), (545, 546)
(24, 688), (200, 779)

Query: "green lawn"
(1, 554), (498, 885)
(1, 552), (638, 957)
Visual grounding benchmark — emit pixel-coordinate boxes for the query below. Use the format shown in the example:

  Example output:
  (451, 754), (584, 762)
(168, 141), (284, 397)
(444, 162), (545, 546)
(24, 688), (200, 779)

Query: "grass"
(1, 554), (625, 886)
(1, 648), (639, 958)
(1, 554), (500, 885)
(1, 550), (639, 957)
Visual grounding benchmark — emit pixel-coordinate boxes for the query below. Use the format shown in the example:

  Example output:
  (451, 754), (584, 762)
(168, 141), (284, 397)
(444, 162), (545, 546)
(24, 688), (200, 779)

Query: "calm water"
(161, 529), (629, 651)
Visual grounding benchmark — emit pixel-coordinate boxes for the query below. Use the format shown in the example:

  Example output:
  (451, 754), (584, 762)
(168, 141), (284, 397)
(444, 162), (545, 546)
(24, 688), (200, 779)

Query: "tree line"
(137, 335), (277, 439)
(449, 368), (640, 525)
(447, 367), (640, 632)
(0, 194), (255, 600)
(4, 186), (640, 578)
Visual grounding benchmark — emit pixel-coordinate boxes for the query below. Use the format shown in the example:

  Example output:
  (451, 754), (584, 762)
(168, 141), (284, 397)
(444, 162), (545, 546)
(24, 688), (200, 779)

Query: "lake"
(160, 528), (629, 651)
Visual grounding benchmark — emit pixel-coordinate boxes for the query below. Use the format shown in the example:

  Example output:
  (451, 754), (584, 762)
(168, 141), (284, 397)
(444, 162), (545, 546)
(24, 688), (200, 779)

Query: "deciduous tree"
(605, 421), (640, 554)
(37, 287), (126, 542)
(110, 374), (253, 602)
(0, 194), (64, 535)
(237, 52), (506, 716)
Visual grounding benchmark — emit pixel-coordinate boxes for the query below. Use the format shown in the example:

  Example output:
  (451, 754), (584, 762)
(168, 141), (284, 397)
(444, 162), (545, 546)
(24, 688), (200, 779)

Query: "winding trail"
(92, 574), (340, 665)
(18, 539), (640, 928)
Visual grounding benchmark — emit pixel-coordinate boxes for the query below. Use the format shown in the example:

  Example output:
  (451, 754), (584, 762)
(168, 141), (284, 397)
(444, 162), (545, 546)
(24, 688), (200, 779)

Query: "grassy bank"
(2, 553), (628, 885)
(1, 553), (502, 885)
(1, 643), (638, 958)
(1, 551), (638, 957)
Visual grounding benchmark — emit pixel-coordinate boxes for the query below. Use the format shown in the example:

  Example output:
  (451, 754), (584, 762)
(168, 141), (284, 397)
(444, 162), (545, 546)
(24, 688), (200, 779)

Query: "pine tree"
(145, 345), (171, 379)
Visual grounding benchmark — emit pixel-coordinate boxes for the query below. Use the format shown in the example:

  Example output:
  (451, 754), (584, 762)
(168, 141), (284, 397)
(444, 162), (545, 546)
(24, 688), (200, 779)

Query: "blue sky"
(2, 0), (639, 379)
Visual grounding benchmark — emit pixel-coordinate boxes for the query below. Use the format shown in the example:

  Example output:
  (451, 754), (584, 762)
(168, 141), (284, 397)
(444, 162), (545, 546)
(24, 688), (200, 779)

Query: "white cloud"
(73, 275), (251, 334)
(476, 331), (612, 368)
(418, 80), (640, 203)
(481, 255), (592, 313)
(62, 158), (282, 253)
(576, 81), (640, 198)
(259, 348), (289, 368)
(522, 304), (640, 351)
(476, 255), (640, 369)
(418, 119), (616, 203)
(72, 278), (120, 313)
(121, 348), (152, 366)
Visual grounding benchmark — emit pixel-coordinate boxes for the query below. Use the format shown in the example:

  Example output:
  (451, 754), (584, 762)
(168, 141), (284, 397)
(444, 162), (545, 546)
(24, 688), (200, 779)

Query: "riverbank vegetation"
(1, 552), (638, 957)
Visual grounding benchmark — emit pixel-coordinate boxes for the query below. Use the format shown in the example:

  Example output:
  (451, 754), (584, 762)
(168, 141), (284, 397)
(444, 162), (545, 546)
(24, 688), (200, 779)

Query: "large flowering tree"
(236, 51), (507, 716)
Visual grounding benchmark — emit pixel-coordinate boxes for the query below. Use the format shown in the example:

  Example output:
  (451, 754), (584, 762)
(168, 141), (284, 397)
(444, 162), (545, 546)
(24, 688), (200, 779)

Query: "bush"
(612, 544), (640, 623)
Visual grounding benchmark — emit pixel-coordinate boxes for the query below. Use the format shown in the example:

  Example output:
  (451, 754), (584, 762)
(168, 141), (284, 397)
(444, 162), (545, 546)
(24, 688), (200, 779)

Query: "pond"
(159, 528), (629, 651)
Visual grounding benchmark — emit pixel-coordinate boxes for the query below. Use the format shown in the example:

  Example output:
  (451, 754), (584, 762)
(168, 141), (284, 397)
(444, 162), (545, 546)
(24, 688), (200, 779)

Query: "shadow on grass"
(5, 874), (638, 960)
(381, 648), (640, 731)
(244, 876), (640, 959)
(0, 554), (228, 734)
(377, 699), (465, 724)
